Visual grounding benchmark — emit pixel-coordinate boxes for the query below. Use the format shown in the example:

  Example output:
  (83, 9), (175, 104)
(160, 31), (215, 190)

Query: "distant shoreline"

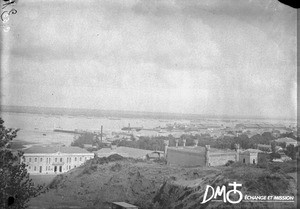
(0, 105), (295, 121)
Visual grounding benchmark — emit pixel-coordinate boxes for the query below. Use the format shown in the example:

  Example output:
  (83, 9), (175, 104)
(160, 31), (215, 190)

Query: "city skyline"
(0, 0), (297, 120)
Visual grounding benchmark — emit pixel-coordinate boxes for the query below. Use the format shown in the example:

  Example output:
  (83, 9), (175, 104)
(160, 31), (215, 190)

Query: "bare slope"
(29, 157), (297, 209)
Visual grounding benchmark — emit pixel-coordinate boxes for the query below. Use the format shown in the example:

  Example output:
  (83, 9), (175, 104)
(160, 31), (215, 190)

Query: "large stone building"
(165, 141), (261, 167)
(22, 145), (94, 174)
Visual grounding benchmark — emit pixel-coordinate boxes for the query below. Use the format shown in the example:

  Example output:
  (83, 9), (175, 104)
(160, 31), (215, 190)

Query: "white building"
(239, 149), (262, 164)
(22, 145), (94, 174)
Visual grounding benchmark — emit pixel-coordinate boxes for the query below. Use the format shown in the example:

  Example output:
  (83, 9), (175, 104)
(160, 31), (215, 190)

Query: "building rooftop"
(275, 137), (297, 143)
(24, 145), (93, 154)
(96, 146), (155, 158)
(241, 149), (263, 154)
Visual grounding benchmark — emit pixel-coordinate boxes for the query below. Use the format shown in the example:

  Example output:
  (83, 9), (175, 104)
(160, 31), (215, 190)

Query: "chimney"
(205, 145), (210, 166)
(164, 140), (169, 157)
(182, 139), (186, 147)
(235, 144), (240, 162)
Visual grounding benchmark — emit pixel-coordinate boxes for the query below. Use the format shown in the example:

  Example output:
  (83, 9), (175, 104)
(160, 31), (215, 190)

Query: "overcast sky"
(0, 0), (297, 119)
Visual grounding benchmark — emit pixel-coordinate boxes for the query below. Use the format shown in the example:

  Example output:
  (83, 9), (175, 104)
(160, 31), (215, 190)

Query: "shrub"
(153, 157), (167, 164)
(225, 160), (234, 166)
(48, 175), (64, 189)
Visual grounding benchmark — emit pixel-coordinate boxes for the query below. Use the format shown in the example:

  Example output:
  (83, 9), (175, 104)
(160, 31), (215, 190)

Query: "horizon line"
(0, 104), (296, 121)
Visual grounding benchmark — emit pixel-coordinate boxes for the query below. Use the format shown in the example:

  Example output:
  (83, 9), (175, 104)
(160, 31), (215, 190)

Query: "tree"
(285, 144), (296, 160)
(0, 118), (45, 209)
(271, 141), (276, 153)
(262, 132), (275, 142)
(71, 132), (100, 148)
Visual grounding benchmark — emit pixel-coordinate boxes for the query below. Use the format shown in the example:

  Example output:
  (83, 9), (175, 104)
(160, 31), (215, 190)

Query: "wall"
(239, 152), (259, 164)
(208, 152), (237, 166)
(239, 153), (251, 164)
(166, 146), (254, 167)
(166, 148), (206, 167)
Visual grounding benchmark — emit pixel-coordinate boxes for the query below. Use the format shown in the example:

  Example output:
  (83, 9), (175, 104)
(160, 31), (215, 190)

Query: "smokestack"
(100, 125), (103, 142)
(175, 139), (179, 148)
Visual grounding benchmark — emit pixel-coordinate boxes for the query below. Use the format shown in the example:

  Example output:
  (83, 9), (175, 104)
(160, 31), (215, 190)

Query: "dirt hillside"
(28, 156), (297, 209)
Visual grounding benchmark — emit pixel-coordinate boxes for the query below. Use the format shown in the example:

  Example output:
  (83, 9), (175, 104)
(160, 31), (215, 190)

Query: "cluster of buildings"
(21, 134), (298, 174)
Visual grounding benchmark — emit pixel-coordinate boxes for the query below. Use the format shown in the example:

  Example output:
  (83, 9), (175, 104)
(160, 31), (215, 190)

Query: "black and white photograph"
(0, 0), (298, 208)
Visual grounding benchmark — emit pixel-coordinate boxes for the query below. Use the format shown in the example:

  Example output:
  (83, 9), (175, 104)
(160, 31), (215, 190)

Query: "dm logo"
(201, 182), (243, 204)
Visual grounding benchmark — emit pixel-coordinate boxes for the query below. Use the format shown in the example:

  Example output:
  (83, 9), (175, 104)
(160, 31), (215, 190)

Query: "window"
(29, 166), (31, 170)
(24, 157), (26, 162)
(75, 157), (77, 161)
(55, 158), (57, 162)
(69, 157), (71, 163)
(49, 158), (51, 163)
(35, 158), (37, 162)
(80, 157), (82, 161)
(40, 158), (43, 162)
(69, 165), (71, 170)
(34, 166), (36, 171)
(60, 158), (62, 162)
(243, 159), (246, 163)
(253, 159), (256, 164)
(29, 158), (31, 162)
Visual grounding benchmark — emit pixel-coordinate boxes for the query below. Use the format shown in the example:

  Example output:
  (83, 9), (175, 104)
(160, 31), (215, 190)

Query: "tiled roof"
(24, 145), (92, 154)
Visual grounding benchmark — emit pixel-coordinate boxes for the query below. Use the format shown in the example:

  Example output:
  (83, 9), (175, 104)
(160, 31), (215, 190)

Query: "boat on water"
(121, 126), (143, 131)
(108, 117), (121, 120)
(53, 128), (85, 134)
